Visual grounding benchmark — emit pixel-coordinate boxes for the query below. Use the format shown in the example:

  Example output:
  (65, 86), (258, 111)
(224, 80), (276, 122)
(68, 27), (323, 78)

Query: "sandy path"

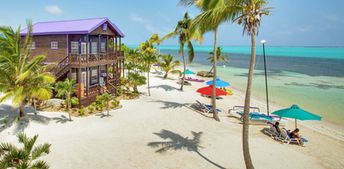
(0, 73), (343, 169)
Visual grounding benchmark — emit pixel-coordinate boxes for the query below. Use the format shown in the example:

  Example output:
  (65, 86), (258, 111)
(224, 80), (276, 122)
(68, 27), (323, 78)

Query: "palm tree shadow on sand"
(147, 129), (225, 169)
(0, 104), (52, 133)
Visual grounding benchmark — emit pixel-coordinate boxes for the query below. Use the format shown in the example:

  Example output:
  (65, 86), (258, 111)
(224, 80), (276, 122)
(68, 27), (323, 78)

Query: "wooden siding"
(30, 35), (67, 63)
(89, 22), (117, 36)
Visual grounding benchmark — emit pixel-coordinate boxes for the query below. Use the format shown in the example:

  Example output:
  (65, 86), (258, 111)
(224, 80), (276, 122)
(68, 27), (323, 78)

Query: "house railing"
(69, 51), (124, 65)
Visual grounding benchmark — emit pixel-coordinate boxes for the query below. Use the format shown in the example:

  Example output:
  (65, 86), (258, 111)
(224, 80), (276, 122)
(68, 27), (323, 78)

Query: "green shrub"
(88, 105), (96, 113)
(71, 97), (79, 107)
(115, 87), (123, 96)
(111, 99), (120, 109)
(78, 106), (85, 116)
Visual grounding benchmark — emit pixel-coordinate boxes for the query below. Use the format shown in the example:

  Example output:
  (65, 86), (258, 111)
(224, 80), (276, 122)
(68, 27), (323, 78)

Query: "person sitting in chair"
(268, 121), (281, 135)
(289, 128), (304, 146)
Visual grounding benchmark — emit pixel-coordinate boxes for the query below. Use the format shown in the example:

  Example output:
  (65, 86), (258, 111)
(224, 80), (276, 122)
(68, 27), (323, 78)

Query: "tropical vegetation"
(207, 47), (228, 72)
(180, 0), (270, 168)
(163, 12), (201, 91)
(55, 79), (76, 121)
(0, 133), (51, 169)
(0, 22), (55, 118)
(140, 40), (158, 96)
(159, 54), (181, 78)
(96, 93), (115, 116)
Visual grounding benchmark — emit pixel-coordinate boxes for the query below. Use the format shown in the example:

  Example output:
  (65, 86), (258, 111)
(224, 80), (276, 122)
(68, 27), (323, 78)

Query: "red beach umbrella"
(196, 85), (227, 96)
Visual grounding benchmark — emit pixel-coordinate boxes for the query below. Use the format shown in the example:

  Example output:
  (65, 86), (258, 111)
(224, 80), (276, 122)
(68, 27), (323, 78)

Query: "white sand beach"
(1, 73), (344, 169)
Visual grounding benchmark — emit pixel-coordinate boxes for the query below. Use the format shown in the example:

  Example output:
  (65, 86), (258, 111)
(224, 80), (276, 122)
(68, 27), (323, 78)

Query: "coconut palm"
(140, 41), (158, 96)
(163, 12), (201, 91)
(96, 93), (114, 116)
(0, 133), (51, 169)
(0, 22), (55, 118)
(186, 0), (239, 121)
(149, 34), (162, 55)
(159, 54), (181, 78)
(207, 47), (228, 72)
(55, 79), (76, 121)
(233, 0), (270, 168)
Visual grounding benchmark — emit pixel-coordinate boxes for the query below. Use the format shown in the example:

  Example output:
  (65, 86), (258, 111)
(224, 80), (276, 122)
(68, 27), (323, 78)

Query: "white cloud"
(45, 5), (63, 15)
(130, 12), (171, 35)
(130, 13), (145, 23)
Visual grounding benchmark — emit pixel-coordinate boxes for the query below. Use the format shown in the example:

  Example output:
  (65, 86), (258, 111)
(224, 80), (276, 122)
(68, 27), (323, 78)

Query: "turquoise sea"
(152, 45), (344, 125)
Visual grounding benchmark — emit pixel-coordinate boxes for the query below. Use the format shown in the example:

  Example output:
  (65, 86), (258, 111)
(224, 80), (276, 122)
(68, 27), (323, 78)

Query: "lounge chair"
(264, 123), (282, 140)
(278, 128), (308, 146)
(228, 106), (287, 126)
(195, 100), (221, 113)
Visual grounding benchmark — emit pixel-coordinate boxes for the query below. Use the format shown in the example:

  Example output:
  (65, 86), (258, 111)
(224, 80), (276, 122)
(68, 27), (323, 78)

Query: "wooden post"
(115, 37), (118, 53)
(119, 37), (121, 51)
(98, 66), (101, 86)
(77, 68), (82, 108)
(86, 35), (89, 63)
(98, 35), (101, 60)
(105, 65), (109, 87)
(86, 68), (89, 97)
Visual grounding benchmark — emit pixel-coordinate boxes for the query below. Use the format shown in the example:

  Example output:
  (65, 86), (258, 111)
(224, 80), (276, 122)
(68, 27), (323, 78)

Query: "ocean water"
(157, 46), (344, 125)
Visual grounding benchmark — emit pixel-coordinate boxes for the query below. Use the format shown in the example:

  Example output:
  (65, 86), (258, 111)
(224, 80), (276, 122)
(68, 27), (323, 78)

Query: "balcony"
(68, 51), (124, 67)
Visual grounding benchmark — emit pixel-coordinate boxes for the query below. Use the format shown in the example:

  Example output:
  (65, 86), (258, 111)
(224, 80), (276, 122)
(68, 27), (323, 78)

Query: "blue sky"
(1, 0), (343, 46)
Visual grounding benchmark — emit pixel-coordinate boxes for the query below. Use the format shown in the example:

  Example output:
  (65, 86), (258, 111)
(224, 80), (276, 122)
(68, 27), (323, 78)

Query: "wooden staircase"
(53, 56), (70, 80)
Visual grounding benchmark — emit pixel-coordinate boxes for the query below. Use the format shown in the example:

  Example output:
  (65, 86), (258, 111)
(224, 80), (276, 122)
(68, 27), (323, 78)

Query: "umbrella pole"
(295, 119), (297, 129)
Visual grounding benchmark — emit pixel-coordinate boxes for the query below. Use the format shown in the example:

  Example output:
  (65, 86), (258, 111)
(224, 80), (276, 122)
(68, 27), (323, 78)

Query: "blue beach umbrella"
(272, 104), (322, 128)
(206, 78), (230, 87)
(185, 69), (196, 75)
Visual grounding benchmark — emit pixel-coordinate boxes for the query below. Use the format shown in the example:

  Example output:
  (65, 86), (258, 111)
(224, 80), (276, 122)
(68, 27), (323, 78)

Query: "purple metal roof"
(20, 17), (124, 37)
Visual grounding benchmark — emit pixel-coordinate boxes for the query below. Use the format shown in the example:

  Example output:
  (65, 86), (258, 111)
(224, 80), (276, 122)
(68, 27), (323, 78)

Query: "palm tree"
(207, 47), (228, 72)
(187, 0), (239, 121)
(163, 12), (201, 91)
(159, 54), (181, 78)
(234, 0), (270, 168)
(96, 93), (114, 116)
(149, 34), (162, 55)
(140, 41), (157, 96)
(0, 133), (51, 169)
(127, 72), (146, 93)
(55, 79), (76, 121)
(0, 22), (56, 118)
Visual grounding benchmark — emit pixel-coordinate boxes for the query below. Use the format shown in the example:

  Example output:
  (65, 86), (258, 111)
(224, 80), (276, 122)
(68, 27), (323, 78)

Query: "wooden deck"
(69, 51), (124, 68)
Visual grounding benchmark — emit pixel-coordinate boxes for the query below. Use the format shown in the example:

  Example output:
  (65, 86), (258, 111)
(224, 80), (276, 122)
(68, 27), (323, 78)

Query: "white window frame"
(90, 42), (98, 54)
(71, 41), (79, 54)
(100, 42), (106, 53)
(51, 41), (58, 49)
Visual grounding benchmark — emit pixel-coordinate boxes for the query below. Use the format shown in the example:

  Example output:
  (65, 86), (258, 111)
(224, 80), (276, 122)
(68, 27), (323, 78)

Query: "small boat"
(185, 77), (205, 82)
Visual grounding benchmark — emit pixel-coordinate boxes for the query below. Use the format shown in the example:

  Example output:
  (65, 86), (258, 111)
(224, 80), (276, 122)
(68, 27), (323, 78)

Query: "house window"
(90, 42), (98, 54)
(100, 42), (106, 53)
(71, 41), (79, 54)
(90, 67), (98, 86)
(51, 41), (58, 49)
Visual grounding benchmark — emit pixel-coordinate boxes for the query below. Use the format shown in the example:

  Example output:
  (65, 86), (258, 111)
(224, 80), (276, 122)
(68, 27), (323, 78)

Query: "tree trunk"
(212, 27), (220, 121)
(209, 66), (214, 74)
(67, 95), (72, 121)
(163, 72), (168, 78)
(180, 49), (186, 91)
(243, 30), (256, 169)
(107, 102), (110, 116)
(158, 43), (160, 55)
(19, 104), (25, 118)
(147, 65), (151, 96)
(33, 98), (37, 115)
